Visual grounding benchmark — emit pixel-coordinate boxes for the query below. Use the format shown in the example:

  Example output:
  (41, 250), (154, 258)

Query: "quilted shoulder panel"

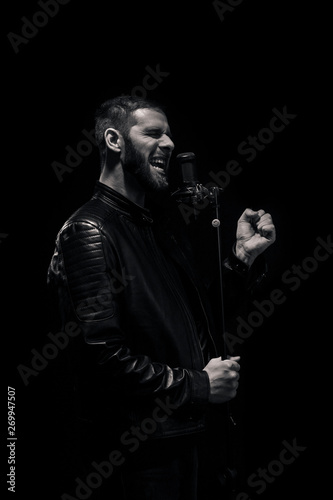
(59, 221), (115, 322)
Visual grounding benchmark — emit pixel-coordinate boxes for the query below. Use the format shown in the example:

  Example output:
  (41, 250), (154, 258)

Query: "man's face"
(122, 108), (175, 193)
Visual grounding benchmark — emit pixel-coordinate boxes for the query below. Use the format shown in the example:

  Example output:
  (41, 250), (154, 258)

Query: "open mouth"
(149, 156), (168, 173)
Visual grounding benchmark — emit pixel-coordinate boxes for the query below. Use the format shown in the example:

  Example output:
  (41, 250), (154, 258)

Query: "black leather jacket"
(47, 181), (266, 440)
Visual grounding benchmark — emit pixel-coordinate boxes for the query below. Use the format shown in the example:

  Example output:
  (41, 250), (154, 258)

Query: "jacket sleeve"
(48, 220), (210, 408)
(223, 244), (268, 296)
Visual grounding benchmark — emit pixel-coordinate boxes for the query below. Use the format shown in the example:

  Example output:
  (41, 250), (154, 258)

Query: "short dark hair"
(94, 95), (166, 166)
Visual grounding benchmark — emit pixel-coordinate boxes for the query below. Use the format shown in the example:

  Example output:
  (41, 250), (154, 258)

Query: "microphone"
(171, 152), (219, 205)
(177, 152), (198, 187)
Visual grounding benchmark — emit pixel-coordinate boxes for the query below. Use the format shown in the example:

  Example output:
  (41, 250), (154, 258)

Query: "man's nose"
(159, 134), (175, 152)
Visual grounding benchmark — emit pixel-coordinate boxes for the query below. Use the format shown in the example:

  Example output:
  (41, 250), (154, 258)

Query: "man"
(47, 96), (276, 499)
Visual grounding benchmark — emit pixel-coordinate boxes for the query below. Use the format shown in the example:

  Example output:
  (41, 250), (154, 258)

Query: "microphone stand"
(211, 187), (238, 499)
(171, 152), (239, 497)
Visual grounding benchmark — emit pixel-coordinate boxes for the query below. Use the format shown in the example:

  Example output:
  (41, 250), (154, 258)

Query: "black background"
(2, 1), (332, 499)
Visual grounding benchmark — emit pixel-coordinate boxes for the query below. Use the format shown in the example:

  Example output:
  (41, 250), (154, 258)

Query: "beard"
(122, 136), (169, 194)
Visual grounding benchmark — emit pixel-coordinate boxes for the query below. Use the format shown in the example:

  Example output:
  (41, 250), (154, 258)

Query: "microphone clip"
(171, 184), (222, 206)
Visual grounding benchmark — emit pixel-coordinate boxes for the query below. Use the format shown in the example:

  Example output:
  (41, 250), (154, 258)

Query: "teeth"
(151, 165), (165, 172)
(150, 156), (167, 168)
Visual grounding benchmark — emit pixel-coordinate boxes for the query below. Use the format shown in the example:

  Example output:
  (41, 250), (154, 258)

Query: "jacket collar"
(93, 181), (154, 224)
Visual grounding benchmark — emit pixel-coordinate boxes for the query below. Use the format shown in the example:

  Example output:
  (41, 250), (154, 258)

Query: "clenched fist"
(203, 356), (240, 404)
(235, 208), (276, 267)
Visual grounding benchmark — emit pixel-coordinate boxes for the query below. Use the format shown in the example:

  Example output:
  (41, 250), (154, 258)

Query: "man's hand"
(203, 356), (240, 404)
(235, 208), (276, 267)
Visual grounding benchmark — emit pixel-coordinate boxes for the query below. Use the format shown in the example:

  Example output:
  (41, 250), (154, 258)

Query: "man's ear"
(104, 128), (124, 153)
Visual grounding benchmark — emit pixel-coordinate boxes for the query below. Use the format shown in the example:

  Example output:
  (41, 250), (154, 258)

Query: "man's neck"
(99, 168), (145, 207)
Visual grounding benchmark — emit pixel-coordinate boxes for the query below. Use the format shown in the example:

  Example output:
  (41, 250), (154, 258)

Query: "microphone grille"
(176, 152), (197, 185)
